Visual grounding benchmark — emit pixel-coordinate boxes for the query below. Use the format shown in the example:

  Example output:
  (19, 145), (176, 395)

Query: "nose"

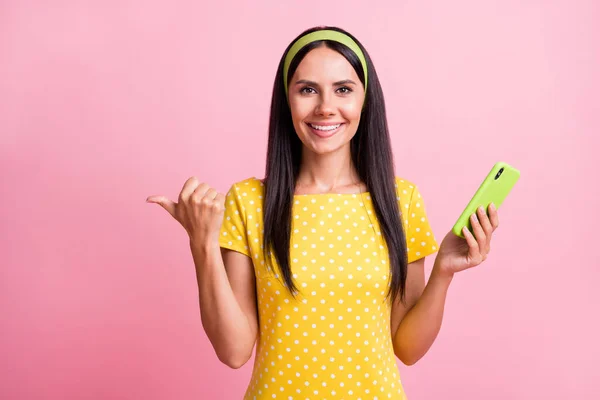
(315, 93), (335, 116)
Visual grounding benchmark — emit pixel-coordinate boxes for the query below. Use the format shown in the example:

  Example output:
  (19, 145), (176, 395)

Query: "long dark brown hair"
(262, 26), (409, 304)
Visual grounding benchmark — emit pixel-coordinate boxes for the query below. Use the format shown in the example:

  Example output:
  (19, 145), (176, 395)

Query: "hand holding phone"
(452, 162), (520, 238)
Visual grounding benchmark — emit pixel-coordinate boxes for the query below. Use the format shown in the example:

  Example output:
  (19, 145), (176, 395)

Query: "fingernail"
(490, 202), (496, 210)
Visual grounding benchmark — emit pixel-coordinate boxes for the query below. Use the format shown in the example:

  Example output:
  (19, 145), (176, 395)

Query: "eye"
(336, 86), (353, 94)
(300, 87), (316, 95)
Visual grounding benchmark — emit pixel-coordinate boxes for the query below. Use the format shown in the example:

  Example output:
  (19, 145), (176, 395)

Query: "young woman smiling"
(148, 26), (500, 399)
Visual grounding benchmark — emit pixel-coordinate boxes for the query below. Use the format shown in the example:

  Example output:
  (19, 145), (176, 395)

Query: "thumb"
(146, 196), (177, 219)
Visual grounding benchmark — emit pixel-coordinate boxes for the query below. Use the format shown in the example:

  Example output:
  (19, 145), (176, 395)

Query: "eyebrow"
(294, 79), (358, 87)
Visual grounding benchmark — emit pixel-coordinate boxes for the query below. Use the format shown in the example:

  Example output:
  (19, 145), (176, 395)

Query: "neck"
(296, 145), (361, 192)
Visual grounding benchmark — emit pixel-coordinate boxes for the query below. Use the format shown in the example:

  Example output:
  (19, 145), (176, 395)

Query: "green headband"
(283, 30), (368, 96)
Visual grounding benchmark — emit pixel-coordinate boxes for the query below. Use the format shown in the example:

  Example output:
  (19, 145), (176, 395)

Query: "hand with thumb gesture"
(146, 177), (225, 247)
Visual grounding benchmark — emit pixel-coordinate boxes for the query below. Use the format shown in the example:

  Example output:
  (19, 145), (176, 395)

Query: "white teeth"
(309, 123), (341, 131)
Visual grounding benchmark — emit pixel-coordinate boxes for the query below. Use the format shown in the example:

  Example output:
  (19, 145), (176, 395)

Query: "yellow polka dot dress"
(219, 177), (438, 399)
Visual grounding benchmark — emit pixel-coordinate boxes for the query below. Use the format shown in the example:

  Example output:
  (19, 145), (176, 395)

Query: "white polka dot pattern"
(219, 177), (438, 399)
(404, 185), (438, 263)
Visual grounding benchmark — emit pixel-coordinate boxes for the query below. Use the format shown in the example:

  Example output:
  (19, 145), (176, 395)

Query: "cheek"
(340, 103), (362, 124)
(289, 100), (313, 123)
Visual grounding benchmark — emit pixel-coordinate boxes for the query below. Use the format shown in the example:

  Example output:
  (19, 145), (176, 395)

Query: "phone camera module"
(495, 167), (504, 180)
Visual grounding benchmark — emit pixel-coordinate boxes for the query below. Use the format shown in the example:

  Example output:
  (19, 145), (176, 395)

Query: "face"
(288, 46), (365, 156)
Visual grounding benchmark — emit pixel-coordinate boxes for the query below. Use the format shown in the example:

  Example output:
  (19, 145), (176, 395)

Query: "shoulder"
(394, 176), (418, 195)
(225, 176), (264, 203)
(393, 176), (423, 216)
(229, 176), (264, 191)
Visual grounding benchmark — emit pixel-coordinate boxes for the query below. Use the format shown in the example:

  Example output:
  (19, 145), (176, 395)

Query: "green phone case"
(452, 161), (521, 238)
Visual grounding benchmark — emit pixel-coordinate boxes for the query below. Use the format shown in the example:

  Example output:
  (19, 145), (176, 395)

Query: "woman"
(147, 26), (499, 399)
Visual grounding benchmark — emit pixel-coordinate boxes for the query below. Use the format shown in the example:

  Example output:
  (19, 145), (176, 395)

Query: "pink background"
(1, 1), (599, 399)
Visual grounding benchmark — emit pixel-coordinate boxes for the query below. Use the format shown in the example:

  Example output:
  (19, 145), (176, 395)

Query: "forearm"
(190, 240), (254, 367)
(393, 260), (454, 365)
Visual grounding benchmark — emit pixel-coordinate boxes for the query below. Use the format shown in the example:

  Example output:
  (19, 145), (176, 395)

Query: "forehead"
(292, 46), (359, 82)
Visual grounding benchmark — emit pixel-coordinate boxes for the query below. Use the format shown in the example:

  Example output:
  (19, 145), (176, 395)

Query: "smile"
(306, 123), (344, 138)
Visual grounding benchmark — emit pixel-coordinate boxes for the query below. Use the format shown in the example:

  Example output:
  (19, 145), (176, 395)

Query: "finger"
(488, 203), (500, 230)
(214, 193), (226, 210)
(477, 206), (494, 254)
(478, 206), (493, 236)
(470, 212), (487, 252)
(146, 196), (177, 219)
(204, 187), (219, 201)
(214, 192), (225, 204)
(210, 192), (225, 214)
(462, 226), (481, 266)
(179, 177), (203, 203)
(190, 183), (213, 204)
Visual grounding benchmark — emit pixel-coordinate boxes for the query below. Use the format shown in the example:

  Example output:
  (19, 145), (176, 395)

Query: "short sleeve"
(405, 185), (439, 263)
(219, 183), (251, 257)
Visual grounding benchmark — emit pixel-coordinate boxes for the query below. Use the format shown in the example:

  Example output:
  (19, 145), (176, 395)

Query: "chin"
(304, 140), (350, 156)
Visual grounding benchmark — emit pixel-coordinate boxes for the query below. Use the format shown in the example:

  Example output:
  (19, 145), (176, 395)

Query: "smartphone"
(452, 161), (521, 238)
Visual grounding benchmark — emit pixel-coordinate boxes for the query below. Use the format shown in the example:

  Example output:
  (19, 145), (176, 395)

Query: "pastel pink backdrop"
(1, 1), (598, 399)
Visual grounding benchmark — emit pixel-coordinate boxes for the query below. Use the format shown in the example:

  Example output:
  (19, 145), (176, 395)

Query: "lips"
(306, 122), (345, 138)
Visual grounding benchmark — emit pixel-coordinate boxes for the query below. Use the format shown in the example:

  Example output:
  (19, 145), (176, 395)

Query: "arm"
(392, 203), (501, 365)
(147, 178), (259, 369)
(391, 257), (453, 366)
(191, 241), (258, 369)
